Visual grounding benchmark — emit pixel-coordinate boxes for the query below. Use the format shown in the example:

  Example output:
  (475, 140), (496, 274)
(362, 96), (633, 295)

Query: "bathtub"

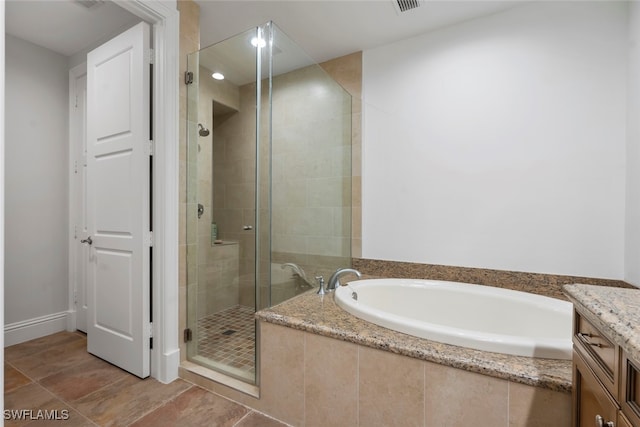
(334, 278), (572, 360)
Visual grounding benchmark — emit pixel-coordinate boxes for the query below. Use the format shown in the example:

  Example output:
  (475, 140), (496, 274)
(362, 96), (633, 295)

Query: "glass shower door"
(186, 26), (262, 384)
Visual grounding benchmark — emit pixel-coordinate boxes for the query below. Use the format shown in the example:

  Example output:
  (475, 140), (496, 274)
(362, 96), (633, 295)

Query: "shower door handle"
(80, 236), (93, 245)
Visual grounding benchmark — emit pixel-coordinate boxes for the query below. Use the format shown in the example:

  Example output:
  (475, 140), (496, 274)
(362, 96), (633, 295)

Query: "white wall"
(5, 35), (69, 334)
(626, 2), (640, 287)
(362, 2), (627, 279)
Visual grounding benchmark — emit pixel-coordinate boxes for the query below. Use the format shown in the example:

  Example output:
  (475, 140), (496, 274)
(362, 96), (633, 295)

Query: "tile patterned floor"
(197, 306), (256, 376)
(4, 332), (287, 427)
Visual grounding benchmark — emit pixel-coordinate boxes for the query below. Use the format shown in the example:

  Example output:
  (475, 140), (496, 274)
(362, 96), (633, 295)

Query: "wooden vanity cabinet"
(572, 308), (639, 427)
(620, 412), (635, 427)
(573, 348), (618, 426)
(621, 352), (640, 426)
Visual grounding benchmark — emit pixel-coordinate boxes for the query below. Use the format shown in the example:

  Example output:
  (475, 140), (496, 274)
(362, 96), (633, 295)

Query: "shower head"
(198, 123), (210, 137)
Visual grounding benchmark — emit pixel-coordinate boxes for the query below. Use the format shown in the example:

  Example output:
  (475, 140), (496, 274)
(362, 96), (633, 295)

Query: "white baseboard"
(153, 347), (180, 384)
(4, 311), (69, 347)
(66, 310), (77, 332)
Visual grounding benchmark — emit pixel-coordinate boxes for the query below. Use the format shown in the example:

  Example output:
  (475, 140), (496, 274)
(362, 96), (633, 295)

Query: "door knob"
(80, 237), (93, 245)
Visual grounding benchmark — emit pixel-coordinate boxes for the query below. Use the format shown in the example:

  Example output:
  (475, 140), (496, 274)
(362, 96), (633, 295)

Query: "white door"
(85, 21), (152, 379)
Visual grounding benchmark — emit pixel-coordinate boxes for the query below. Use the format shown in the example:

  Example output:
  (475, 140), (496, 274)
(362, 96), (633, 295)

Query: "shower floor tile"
(197, 305), (256, 377)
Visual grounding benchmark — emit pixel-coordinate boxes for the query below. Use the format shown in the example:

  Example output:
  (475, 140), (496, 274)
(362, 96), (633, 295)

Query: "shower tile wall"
(271, 66), (352, 255)
(198, 66), (246, 317)
(209, 82), (258, 309)
(319, 52), (362, 259)
(269, 63), (353, 301)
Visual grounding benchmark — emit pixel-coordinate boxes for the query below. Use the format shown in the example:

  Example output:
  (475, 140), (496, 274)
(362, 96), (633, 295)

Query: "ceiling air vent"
(392, 0), (425, 14)
(73, 0), (104, 9)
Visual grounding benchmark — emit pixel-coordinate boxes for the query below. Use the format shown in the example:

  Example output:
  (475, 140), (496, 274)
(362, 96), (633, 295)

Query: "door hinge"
(146, 48), (155, 65)
(145, 231), (154, 247)
(74, 225), (78, 240)
(184, 71), (193, 85)
(184, 328), (192, 342)
(147, 322), (154, 338)
(74, 160), (78, 174)
(146, 140), (154, 156)
(73, 290), (77, 304)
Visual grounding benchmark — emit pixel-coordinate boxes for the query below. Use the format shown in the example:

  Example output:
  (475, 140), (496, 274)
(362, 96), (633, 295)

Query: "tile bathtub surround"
(256, 290), (572, 392)
(253, 322), (571, 427)
(178, 318), (570, 426)
(563, 284), (640, 364)
(353, 258), (632, 300)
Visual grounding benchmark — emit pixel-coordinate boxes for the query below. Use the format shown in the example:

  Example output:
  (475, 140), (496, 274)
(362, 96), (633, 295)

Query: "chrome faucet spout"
(281, 263), (314, 288)
(326, 268), (362, 292)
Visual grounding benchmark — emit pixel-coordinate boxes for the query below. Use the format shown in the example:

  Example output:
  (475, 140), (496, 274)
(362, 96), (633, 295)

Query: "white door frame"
(67, 0), (180, 384)
(112, 0), (180, 384)
(68, 62), (87, 333)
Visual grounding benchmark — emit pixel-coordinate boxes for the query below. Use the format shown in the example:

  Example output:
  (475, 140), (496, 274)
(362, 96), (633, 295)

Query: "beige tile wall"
(320, 52), (362, 258)
(209, 83), (258, 308)
(196, 243), (240, 318)
(195, 64), (243, 318)
(270, 64), (353, 259)
(181, 322), (571, 426)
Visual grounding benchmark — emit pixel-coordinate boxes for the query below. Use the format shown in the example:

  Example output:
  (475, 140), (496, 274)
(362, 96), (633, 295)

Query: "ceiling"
(197, 0), (530, 64)
(5, 0), (528, 63)
(5, 0), (140, 57)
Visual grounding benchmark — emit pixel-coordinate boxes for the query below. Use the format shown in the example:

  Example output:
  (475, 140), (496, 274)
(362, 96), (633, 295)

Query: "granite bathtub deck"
(564, 284), (640, 364)
(256, 289), (572, 393)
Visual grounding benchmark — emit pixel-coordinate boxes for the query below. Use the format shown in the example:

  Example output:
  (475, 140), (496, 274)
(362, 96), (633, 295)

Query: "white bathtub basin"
(334, 278), (572, 360)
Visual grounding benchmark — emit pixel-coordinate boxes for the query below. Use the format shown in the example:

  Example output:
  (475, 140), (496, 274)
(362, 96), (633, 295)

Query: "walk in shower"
(185, 22), (353, 384)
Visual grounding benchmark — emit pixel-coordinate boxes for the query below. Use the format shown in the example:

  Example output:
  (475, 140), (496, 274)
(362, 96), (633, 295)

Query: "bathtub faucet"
(281, 263), (314, 288)
(326, 268), (362, 292)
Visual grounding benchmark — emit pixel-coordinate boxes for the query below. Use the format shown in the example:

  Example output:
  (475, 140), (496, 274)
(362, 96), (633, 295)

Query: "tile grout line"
(356, 345), (360, 427)
(5, 359), (38, 388)
(36, 381), (99, 427)
(423, 360), (426, 427)
(38, 370), (132, 414)
(125, 383), (196, 426)
(47, 375), (132, 426)
(230, 410), (253, 427)
(7, 336), (90, 383)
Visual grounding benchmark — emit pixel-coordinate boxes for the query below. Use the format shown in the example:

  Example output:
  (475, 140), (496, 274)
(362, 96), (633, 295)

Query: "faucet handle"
(315, 276), (325, 295)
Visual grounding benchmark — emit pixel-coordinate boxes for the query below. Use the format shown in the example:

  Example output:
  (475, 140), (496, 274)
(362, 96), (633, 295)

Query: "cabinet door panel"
(621, 353), (640, 427)
(574, 349), (618, 427)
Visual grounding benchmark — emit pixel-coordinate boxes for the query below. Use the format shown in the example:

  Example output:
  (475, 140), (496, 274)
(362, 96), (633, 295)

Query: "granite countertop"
(563, 284), (640, 364)
(256, 289), (572, 393)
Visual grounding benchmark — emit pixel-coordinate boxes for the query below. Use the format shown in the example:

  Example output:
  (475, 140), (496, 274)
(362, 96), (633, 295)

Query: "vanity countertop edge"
(563, 283), (640, 364)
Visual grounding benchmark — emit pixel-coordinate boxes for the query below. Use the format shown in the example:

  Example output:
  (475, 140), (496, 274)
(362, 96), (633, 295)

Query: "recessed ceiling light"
(211, 72), (225, 80)
(250, 37), (266, 48)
